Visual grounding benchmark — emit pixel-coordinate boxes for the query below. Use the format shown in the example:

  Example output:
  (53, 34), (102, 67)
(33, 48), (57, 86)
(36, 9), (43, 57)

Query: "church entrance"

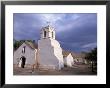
(19, 56), (26, 68)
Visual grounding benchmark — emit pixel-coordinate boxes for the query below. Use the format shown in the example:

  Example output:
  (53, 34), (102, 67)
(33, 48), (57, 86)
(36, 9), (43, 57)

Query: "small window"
(44, 31), (46, 37)
(22, 46), (26, 53)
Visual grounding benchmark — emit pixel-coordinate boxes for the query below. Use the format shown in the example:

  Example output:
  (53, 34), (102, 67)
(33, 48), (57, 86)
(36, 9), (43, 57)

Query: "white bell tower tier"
(40, 25), (55, 39)
(38, 25), (64, 70)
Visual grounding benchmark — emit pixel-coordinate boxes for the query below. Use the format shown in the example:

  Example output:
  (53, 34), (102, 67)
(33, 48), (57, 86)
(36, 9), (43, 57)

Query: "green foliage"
(85, 48), (97, 72)
(85, 48), (97, 61)
(13, 40), (35, 50)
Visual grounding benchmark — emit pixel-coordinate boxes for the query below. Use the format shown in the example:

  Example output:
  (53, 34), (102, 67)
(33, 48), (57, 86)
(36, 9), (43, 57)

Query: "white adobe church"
(14, 24), (64, 70)
(14, 24), (86, 70)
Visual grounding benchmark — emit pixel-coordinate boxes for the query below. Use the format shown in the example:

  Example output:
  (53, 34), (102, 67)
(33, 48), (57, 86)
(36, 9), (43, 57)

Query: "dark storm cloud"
(13, 13), (42, 40)
(56, 13), (97, 52)
(14, 13), (97, 53)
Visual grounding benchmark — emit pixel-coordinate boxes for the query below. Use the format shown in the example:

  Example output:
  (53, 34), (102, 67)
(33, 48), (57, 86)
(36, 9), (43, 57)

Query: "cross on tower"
(47, 21), (51, 26)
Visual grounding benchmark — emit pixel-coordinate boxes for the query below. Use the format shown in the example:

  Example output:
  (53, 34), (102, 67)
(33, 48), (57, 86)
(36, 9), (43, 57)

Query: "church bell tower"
(40, 24), (55, 39)
(38, 23), (64, 70)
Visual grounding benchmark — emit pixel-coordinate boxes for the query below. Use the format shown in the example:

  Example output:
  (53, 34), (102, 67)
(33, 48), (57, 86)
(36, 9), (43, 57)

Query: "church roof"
(71, 52), (85, 58)
(44, 25), (50, 29)
(25, 41), (38, 49)
(62, 50), (71, 58)
(42, 25), (54, 31)
(62, 50), (85, 58)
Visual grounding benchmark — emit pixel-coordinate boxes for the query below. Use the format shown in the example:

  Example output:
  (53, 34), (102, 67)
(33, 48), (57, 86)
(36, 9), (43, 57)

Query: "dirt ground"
(13, 64), (97, 75)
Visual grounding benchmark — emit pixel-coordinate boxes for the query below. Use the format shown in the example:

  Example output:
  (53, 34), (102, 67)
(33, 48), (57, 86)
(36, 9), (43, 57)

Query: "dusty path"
(13, 64), (97, 75)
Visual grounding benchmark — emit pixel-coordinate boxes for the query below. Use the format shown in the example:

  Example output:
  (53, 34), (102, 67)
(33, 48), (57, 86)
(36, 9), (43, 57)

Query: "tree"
(13, 40), (23, 50)
(85, 48), (97, 72)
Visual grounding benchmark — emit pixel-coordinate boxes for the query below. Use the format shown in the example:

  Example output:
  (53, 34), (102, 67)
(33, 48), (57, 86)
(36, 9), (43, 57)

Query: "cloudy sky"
(14, 13), (97, 53)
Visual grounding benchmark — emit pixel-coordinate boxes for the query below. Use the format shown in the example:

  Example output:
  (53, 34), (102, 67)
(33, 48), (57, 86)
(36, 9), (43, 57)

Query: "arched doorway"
(19, 56), (26, 68)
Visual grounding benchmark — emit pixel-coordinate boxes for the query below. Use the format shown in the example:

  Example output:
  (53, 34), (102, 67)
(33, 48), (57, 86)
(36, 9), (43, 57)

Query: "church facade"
(13, 41), (38, 68)
(14, 24), (86, 70)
